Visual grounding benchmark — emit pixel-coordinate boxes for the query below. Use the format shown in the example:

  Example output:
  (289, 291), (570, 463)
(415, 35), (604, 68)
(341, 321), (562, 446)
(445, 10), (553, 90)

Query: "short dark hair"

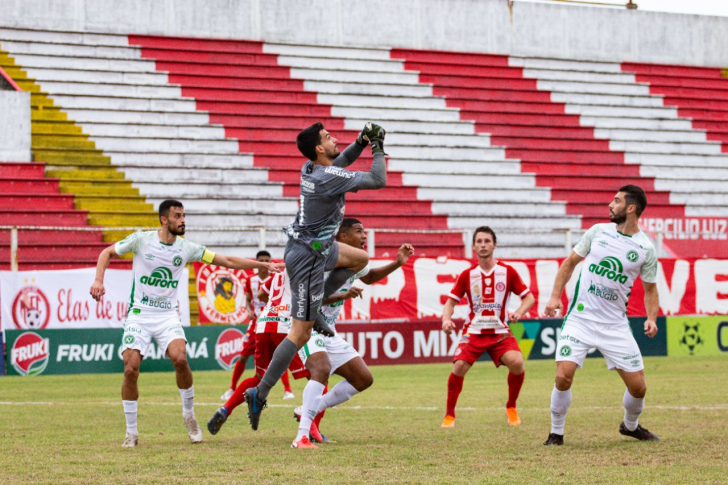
(297, 122), (325, 161)
(159, 199), (183, 223)
(336, 218), (362, 240)
(256, 250), (271, 259)
(619, 185), (647, 216)
(473, 226), (497, 245)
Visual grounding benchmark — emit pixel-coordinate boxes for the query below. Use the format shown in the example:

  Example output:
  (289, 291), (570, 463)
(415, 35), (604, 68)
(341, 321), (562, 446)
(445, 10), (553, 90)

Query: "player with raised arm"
(220, 251), (294, 401)
(543, 185), (660, 446)
(243, 122), (388, 430)
(441, 226), (535, 428)
(89, 200), (282, 448)
(291, 218), (415, 449)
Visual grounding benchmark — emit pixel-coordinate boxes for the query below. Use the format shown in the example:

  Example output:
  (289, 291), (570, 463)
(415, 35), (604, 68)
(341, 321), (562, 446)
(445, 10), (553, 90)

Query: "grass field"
(1, 355), (727, 484)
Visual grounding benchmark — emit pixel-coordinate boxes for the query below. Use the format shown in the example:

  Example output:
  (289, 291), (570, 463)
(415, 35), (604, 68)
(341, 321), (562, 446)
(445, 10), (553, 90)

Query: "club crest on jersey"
(140, 266), (179, 288)
(626, 250), (639, 263)
(588, 256), (628, 284)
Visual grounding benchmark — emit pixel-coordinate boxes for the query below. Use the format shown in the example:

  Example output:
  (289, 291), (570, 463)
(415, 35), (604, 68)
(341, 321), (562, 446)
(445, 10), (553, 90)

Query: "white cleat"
(122, 432), (139, 448)
(283, 391), (295, 400)
(221, 388), (234, 401)
(184, 414), (203, 444)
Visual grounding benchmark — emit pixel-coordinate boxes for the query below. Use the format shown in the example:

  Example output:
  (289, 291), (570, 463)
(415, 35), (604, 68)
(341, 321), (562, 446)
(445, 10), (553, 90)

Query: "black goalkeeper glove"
(361, 122), (386, 154)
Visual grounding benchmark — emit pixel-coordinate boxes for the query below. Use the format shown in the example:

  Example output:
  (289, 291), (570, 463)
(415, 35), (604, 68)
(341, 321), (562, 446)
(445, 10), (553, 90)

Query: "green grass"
(1, 355), (727, 484)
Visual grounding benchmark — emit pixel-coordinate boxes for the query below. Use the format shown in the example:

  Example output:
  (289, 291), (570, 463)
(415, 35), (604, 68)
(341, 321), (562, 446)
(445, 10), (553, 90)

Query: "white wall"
(0, 91), (31, 161)
(1, 0), (726, 67)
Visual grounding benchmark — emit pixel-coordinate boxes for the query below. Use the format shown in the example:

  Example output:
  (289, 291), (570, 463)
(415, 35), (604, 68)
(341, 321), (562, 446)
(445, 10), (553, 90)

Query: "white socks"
(623, 388), (644, 431)
(179, 386), (195, 417)
(123, 400), (138, 436)
(317, 380), (359, 413)
(550, 386), (572, 435)
(296, 381), (326, 441)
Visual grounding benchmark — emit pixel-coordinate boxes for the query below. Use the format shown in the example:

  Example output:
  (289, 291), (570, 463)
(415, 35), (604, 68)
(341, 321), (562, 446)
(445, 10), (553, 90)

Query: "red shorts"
(239, 323), (256, 358)
(453, 332), (521, 367)
(255, 332), (310, 380)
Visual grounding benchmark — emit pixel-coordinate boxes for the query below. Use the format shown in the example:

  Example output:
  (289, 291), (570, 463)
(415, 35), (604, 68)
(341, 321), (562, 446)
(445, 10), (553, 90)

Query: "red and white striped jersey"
(255, 270), (292, 335)
(246, 273), (272, 319)
(448, 262), (530, 335)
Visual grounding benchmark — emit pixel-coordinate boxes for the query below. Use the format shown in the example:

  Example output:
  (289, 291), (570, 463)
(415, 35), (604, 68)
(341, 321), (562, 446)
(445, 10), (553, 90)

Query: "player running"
(89, 200), (282, 448)
(441, 226), (534, 428)
(543, 185), (660, 446)
(244, 121), (388, 430)
(291, 218), (414, 449)
(220, 250), (294, 401)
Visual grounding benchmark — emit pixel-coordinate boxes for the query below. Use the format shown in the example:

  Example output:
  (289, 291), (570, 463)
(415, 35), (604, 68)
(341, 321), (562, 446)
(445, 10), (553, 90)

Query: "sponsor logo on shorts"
(589, 256), (628, 284)
(140, 267), (179, 289)
(316, 338), (325, 347)
(215, 328), (246, 371)
(560, 345), (572, 357)
(311, 292), (324, 302)
(559, 334), (581, 344)
(10, 332), (50, 376)
(623, 353), (640, 360)
(123, 334), (136, 345)
(626, 250), (639, 263)
(297, 283), (307, 318)
(588, 282), (619, 302)
(631, 359), (641, 367)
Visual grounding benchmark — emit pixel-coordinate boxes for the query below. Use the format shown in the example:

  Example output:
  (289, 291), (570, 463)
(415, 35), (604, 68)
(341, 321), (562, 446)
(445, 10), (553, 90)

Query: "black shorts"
(284, 239), (339, 322)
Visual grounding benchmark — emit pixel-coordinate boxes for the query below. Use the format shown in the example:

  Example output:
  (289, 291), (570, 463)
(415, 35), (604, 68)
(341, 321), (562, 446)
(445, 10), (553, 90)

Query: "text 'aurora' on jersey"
(588, 256), (629, 284)
(140, 267), (179, 289)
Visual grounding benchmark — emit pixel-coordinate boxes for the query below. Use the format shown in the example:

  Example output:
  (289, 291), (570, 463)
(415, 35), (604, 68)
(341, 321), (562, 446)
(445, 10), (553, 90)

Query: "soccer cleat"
(543, 433), (564, 446)
(184, 414), (203, 443)
(283, 391), (295, 400)
(506, 407), (522, 426)
(221, 388), (234, 401)
(244, 387), (267, 431)
(291, 435), (318, 449)
(619, 422), (660, 441)
(121, 432), (138, 448)
(293, 406), (302, 422)
(441, 415), (456, 428)
(207, 407), (228, 435)
(309, 421), (325, 443)
(312, 312), (335, 338)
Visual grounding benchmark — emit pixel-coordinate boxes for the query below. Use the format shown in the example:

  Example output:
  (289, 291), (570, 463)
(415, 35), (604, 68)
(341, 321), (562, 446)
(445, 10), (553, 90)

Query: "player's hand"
(644, 319), (658, 338)
(544, 296), (563, 317)
(263, 262), (285, 273)
(361, 122), (386, 154)
(508, 311), (524, 322)
(343, 286), (364, 300)
(442, 319), (456, 335)
(396, 244), (415, 265)
(90, 279), (106, 301)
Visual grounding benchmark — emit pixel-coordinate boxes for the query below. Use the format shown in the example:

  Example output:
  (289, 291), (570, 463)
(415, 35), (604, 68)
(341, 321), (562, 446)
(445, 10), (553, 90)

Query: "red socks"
(230, 354), (247, 390)
(446, 373), (464, 417)
(506, 371), (525, 409)
(281, 369), (292, 393)
(313, 383), (329, 428)
(225, 375), (261, 415)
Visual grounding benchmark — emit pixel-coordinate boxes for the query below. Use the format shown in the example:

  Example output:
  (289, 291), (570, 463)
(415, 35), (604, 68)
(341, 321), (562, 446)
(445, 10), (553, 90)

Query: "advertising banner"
(667, 316), (728, 357)
(6, 317), (667, 375)
(193, 263), (252, 325)
(0, 268), (190, 330)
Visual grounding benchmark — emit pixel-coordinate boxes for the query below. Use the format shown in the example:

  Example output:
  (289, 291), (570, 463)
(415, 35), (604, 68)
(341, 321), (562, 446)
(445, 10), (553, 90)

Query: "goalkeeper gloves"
(360, 122), (386, 154)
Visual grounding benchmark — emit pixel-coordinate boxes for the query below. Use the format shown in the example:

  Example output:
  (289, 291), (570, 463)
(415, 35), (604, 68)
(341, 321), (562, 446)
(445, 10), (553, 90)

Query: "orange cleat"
(506, 407), (521, 426)
(291, 435), (318, 449)
(441, 415), (456, 428)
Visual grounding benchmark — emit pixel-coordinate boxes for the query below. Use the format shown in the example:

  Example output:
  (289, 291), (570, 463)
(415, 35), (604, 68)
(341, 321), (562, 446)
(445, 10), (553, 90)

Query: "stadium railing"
(511, 0), (637, 9)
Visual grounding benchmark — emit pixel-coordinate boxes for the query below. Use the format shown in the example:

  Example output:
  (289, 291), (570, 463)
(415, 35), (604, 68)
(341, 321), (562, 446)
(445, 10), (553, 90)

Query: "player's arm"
(643, 281), (659, 338)
(508, 292), (535, 322)
(257, 287), (269, 303)
(244, 280), (255, 315)
(355, 123), (387, 190)
(359, 244), (414, 285)
(333, 140), (366, 168)
(442, 298), (458, 334)
(544, 251), (584, 317)
(211, 253), (284, 273)
(322, 286), (364, 305)
(90, 244), (119, 301)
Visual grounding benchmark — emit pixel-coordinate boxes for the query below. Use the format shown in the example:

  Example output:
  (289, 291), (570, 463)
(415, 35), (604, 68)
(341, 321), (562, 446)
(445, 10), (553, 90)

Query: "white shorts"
(122, 312), (186, 358)
(556, 314), (644, 372)
(298, 331), (360, 375)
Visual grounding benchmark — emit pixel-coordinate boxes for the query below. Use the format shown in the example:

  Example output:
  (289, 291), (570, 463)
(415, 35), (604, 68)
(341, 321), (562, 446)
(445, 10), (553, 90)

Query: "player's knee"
(508, 358), (525, 375)
(311, 365), (330, 383)
(356, 371), (374, 391)
(629, 383), (647, 399)
(170, 352), (189, 370)
(554, 373), (573, 391)
(123, 363), (139, 382)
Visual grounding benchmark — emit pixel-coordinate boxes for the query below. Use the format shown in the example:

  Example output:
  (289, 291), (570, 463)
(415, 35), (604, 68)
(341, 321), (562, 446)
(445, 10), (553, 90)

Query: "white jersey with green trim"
(320, 265), (371, 332)
(567, 223), (658, 324)
(115, 231), (211, 316)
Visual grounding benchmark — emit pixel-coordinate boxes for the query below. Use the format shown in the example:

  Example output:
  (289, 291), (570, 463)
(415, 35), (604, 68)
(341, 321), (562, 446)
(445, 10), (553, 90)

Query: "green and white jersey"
(567, 223), (658, 324)
(320, 265), (371, 332)
(115, 231), (215, 316)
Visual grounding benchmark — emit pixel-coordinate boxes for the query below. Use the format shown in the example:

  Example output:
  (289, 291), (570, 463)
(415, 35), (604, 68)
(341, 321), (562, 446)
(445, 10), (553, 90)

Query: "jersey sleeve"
(114, 232), (143, 256)
(447, 270), (468, 302)
(355, 264), (371, 280)
(183, 240), (212, 263)
(640, 245), (658, 283)
(508, 267), (531, 297)
(573, 224), (601, 257)
(320, 166), (365, 195)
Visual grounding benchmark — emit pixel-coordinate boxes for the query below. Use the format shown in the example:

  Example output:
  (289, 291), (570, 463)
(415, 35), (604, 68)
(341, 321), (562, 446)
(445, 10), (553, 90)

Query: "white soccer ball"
(25, 310), (42, 328)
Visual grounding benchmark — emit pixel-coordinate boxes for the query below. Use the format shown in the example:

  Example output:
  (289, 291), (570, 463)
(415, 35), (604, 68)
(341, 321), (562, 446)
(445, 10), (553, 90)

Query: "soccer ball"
(25, 309), (42, 328)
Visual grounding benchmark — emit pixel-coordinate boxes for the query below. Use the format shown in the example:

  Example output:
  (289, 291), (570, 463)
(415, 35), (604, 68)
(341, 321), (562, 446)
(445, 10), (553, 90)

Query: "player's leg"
(443, 334), (483, 427)
(223, 353), (249, 400)
(498, 349), (525, 426)
(281, 369), (294, 399)
(322, 242), (369, 301)
(293, 342), (330, 449)
(166, 338), (202, 444)
(121, 348), (142, 448)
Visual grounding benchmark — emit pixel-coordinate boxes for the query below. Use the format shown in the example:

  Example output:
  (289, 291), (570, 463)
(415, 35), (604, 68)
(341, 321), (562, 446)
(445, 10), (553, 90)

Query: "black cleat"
(619, 422), (660, 441)
(244, 387), (267, 431)
(543, 433), (564, 446)
(207, 407), (228, 435)
(312, 312), (335, 338)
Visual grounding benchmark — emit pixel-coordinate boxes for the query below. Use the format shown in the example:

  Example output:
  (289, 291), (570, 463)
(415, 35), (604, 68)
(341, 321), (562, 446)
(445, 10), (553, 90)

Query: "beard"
(609, 211), (627, 224)
(169, 224), (186, 236)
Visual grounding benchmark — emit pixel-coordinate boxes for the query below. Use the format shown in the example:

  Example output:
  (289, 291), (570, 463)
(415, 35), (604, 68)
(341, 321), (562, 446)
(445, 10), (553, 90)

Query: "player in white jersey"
(89, 200), (283, 448)
(543, 185), (661, 446)
(291, 218), (414, 449)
